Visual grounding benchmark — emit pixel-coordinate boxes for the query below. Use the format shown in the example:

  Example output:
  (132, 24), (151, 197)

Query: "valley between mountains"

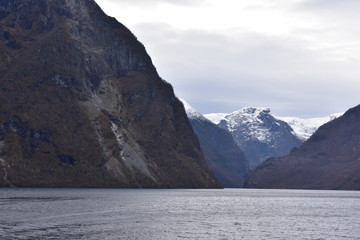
(0, 0), (359, 190)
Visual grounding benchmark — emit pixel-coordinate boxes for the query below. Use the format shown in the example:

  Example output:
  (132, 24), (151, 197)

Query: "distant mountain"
(206, 112), (341, 141)
(204, 113), (228, 124)
(277, 114), (343, 140)
(0, 0), (220, 188)
(245, 104), (360, 190)
(206, 107), (303, 169)
(182, 100), (249, 187)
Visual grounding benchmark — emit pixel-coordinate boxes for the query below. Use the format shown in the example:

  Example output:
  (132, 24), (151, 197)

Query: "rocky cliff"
(245, 105), (360, 190)
(0, 0), (220, 188)
(182, 100), (249, 187)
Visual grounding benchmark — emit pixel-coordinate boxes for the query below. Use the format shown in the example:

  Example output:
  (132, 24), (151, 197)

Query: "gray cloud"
(133, 23), (360, 117)
(295, 0), (360, 33)
(95, 0), (360, 117)
(298, 0), (360, 10)
(95, 0), (203, 7)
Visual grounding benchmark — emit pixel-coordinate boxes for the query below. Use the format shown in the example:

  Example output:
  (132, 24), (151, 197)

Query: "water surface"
(0, 188), (359, 239)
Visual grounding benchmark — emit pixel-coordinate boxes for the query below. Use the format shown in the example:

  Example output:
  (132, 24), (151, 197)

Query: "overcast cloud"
(95, 0), (360, 117)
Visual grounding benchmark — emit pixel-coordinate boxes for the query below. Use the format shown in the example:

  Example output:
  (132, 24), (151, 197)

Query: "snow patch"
(277, 113), (343, 140)
(180, 99), (204, 120)
(204, 113), (228, 124)
(180, 99), (210, 122)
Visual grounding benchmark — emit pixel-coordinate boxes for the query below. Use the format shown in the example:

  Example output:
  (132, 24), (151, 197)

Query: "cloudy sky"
(95, 0), (360, 117)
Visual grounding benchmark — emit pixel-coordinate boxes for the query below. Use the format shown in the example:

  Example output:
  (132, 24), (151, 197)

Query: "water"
(0, 188), (359, 240)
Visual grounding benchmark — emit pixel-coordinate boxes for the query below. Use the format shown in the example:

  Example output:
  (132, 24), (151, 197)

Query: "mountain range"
(0, 0), (357, 190)
(204, 109), (341, 169)
(182, 101), (343, 187)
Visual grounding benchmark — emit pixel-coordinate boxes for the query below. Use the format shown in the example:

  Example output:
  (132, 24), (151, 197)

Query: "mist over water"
(0, 188), (359, 239)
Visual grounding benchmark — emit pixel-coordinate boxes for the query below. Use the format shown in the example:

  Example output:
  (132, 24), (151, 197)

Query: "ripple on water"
(0, 188), (359, 239)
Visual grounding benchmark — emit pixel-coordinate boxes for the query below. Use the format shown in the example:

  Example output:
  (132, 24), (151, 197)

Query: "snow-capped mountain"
(277, 114), (343, 140)
(181, 99), (207, 120)
(207, 107), (303, 169)
(204, 113), (228, 124)
(220, 107), (275, 142)
(206, 111), (342, 141)
(205, 107), (342, 169)
(181, 100), (249, 187)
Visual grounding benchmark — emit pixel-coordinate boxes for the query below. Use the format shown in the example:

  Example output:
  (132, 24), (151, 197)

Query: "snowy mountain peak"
(224, 107), (274, 137)
(180, 99), (207, 120)
(204, 105), (341, 170)
(234, 107), (270, 115)
(277, 113), (343, 140)
(204, 113), (228, 124)
(206, 107), (279, 143)
(216, 106), (302, 169)
(206, 107), (341, 142)
(205, 107), (271, 125)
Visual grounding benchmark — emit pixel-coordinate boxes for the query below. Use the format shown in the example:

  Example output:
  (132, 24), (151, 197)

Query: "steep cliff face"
(245, 105), (360, 190)
(216, 107), (303, 169)
(182, 100), (249, 187)
(0, 0), (220, 188)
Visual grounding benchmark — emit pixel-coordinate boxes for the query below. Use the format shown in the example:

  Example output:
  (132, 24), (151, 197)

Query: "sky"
(95, 0), (360, 117)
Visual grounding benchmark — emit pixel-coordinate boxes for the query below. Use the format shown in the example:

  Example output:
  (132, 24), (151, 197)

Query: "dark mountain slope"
(245, 105), (360, 190)
(182, 100), (249, 187)
(0, 0), (220, 188)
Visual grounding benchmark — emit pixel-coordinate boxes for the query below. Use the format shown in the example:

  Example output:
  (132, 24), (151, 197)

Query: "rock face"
(245, 105), (360, 190)
(182, 100), (249, 187)
(0, 0), (220, 188)
(209, 107), (303, 169)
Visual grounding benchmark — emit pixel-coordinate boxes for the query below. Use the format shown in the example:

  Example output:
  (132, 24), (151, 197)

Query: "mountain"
(206, 107), (303, 169)
(245, 105), (360, 190)
(0, 0), (220, 188)
(277, 114), (343, 140)
(206, 112), (341, 141)
(204, 113), (228, 124)
(182, 100), (249, 187)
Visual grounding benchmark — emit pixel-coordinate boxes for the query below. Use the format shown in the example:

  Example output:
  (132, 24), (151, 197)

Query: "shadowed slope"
(245, 105), (360, 190)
